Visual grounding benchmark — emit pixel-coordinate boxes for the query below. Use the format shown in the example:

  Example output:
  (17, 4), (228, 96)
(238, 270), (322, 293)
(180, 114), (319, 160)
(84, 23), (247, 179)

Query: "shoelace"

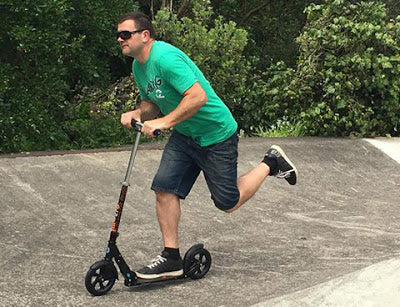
(147, 255), (167, 269)
(276, 169), (293, 179)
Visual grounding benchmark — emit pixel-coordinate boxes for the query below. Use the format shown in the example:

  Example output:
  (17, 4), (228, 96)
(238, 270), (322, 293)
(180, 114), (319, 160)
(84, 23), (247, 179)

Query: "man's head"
(117, 12), (156, 58)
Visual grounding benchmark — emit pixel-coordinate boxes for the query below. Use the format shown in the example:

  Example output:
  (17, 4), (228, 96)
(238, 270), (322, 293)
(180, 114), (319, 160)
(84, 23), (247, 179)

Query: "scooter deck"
(135, 274), (185, 284)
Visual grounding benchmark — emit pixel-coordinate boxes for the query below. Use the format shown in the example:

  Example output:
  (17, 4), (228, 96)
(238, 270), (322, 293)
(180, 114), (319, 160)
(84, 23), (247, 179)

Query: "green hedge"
(0, 0), (137, 153)
(1, 0), (399, 154)
(295, 0), (400, 136)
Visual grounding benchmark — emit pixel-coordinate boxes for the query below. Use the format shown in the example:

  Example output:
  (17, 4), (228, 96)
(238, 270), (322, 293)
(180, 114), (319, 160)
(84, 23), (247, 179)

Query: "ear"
(142, 29), (152, 43)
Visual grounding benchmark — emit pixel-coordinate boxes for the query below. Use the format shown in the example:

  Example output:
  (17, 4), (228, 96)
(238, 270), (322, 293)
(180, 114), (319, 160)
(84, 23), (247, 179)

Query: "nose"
(117, 36), (124, 43)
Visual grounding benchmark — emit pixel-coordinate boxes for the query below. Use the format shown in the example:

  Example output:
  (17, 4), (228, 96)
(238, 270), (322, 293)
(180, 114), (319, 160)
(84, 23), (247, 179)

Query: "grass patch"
(255, 118), (305, 137)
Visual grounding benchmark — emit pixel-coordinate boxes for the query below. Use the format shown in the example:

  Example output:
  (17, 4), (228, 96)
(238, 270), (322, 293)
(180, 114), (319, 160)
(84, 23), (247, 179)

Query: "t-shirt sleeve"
(159, 53), (198, 95)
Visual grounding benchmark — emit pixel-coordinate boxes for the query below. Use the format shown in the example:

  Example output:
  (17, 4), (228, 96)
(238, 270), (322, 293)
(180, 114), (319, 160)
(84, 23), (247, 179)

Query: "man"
(118, 12), (298, 279)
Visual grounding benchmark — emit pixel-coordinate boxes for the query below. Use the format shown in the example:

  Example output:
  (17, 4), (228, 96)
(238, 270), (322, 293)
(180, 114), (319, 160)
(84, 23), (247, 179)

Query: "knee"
(213, 198), (239, 213)
(223, 206), (237, 214)
(155, 190), (179, 204)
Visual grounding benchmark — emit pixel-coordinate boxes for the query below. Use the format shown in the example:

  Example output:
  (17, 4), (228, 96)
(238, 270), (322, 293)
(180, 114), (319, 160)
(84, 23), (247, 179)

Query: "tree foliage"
(1, 0), (399, 153)
(211, 0), (324, 67)
(233, 0), (400, 137)
(0, 0), (138, 153)
(294, 0), (400, 136)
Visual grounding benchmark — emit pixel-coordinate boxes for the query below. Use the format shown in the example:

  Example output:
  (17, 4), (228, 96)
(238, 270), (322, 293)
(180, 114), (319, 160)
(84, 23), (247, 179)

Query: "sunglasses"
(116, 29), (147, 40)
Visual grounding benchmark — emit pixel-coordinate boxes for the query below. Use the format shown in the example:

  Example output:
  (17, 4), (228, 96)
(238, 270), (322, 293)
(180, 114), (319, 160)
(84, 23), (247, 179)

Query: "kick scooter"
(85, 120), (212, 296)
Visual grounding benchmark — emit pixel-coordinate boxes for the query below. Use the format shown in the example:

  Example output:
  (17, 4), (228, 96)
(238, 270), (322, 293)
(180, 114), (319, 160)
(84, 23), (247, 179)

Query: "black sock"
(163, 247), (180, 260)
(263, 156), (278, 175)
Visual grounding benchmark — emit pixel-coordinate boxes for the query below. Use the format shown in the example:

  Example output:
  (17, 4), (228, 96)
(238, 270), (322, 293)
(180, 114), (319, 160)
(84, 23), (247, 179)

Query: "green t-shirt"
(132, 40), (237, 147)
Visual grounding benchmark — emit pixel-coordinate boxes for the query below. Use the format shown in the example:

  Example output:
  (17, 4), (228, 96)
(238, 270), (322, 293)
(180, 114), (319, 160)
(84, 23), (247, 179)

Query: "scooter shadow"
(125, 278), (191, 292)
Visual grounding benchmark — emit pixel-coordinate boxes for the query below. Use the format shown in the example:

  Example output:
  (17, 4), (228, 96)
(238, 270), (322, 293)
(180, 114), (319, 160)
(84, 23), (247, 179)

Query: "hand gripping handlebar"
(130, 119), (161, 136)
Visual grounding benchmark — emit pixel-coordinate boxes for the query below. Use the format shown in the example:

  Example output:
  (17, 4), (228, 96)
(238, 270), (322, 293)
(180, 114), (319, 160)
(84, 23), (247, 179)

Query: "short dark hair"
(118, 12), (156, 38)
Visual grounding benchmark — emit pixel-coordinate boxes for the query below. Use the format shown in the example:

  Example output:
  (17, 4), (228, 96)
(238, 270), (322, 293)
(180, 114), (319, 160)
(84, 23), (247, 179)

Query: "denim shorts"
(151, 130), (240, 211)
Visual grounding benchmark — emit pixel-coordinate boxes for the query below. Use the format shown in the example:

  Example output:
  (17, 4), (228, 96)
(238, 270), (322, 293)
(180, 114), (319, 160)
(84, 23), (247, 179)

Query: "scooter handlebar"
(131, 119), (161, 136)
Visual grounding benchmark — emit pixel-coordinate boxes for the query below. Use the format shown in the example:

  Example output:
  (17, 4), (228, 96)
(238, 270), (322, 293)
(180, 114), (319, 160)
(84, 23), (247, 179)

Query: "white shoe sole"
(135, 269), (184, 280)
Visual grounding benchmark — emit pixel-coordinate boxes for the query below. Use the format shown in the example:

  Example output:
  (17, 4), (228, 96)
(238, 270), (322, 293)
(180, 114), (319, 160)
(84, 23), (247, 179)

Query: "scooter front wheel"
(183, 244), (212, 280)
(85, 260), (117, 296)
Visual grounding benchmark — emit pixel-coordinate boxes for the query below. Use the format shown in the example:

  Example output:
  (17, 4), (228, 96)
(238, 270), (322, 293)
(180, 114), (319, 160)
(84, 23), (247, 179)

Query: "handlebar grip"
(130, 119), (161, 136)
(153, 129), (161, 136)
(131, 119), (140, 128)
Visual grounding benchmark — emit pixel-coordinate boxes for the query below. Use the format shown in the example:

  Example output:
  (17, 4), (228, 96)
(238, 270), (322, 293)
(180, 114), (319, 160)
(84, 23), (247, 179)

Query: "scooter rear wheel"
(183, 245), (212, 279)
(85, 260), (117, 296)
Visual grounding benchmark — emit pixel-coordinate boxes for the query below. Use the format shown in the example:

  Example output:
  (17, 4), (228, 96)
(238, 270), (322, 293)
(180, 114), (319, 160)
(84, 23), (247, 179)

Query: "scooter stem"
(121, 127), (142, 186)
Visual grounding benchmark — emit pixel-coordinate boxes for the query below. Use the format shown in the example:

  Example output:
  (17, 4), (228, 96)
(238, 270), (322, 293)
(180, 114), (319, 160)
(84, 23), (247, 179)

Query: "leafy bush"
(64, 77), (139, 149)
(2, 0), (399, 154)
(293, 0), (400, 136)
(239, 61), (298, 133)
(0, 0), (137, 153)
(87, 0), (400, 139)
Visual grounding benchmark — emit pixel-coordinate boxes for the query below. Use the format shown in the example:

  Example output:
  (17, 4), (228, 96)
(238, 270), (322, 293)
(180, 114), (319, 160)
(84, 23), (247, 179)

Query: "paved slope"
(1, 138), (399, 307)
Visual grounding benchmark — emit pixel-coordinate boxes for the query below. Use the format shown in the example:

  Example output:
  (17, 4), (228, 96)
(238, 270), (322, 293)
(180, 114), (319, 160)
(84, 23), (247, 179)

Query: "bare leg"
(156, 191), (181, 248)
(225, 163), (270, 213)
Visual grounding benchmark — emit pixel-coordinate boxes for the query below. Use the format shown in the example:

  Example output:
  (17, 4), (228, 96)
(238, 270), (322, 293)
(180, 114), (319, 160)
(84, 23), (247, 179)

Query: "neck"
(136, 39), (155, 64)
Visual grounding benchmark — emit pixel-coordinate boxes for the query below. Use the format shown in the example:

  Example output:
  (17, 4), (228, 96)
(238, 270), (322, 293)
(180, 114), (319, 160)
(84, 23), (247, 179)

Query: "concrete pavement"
(1, 137), (399, 307)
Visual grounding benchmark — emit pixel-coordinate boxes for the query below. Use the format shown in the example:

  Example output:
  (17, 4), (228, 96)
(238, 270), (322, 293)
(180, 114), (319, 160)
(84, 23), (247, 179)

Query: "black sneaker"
(265, 145), (298, 185)
(135, 252), (183, 279)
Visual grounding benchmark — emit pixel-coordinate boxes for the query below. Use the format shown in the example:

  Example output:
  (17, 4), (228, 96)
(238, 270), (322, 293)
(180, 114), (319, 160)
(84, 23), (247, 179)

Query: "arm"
(141, 82), (207, 137)
(120, 100), (160, 128)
